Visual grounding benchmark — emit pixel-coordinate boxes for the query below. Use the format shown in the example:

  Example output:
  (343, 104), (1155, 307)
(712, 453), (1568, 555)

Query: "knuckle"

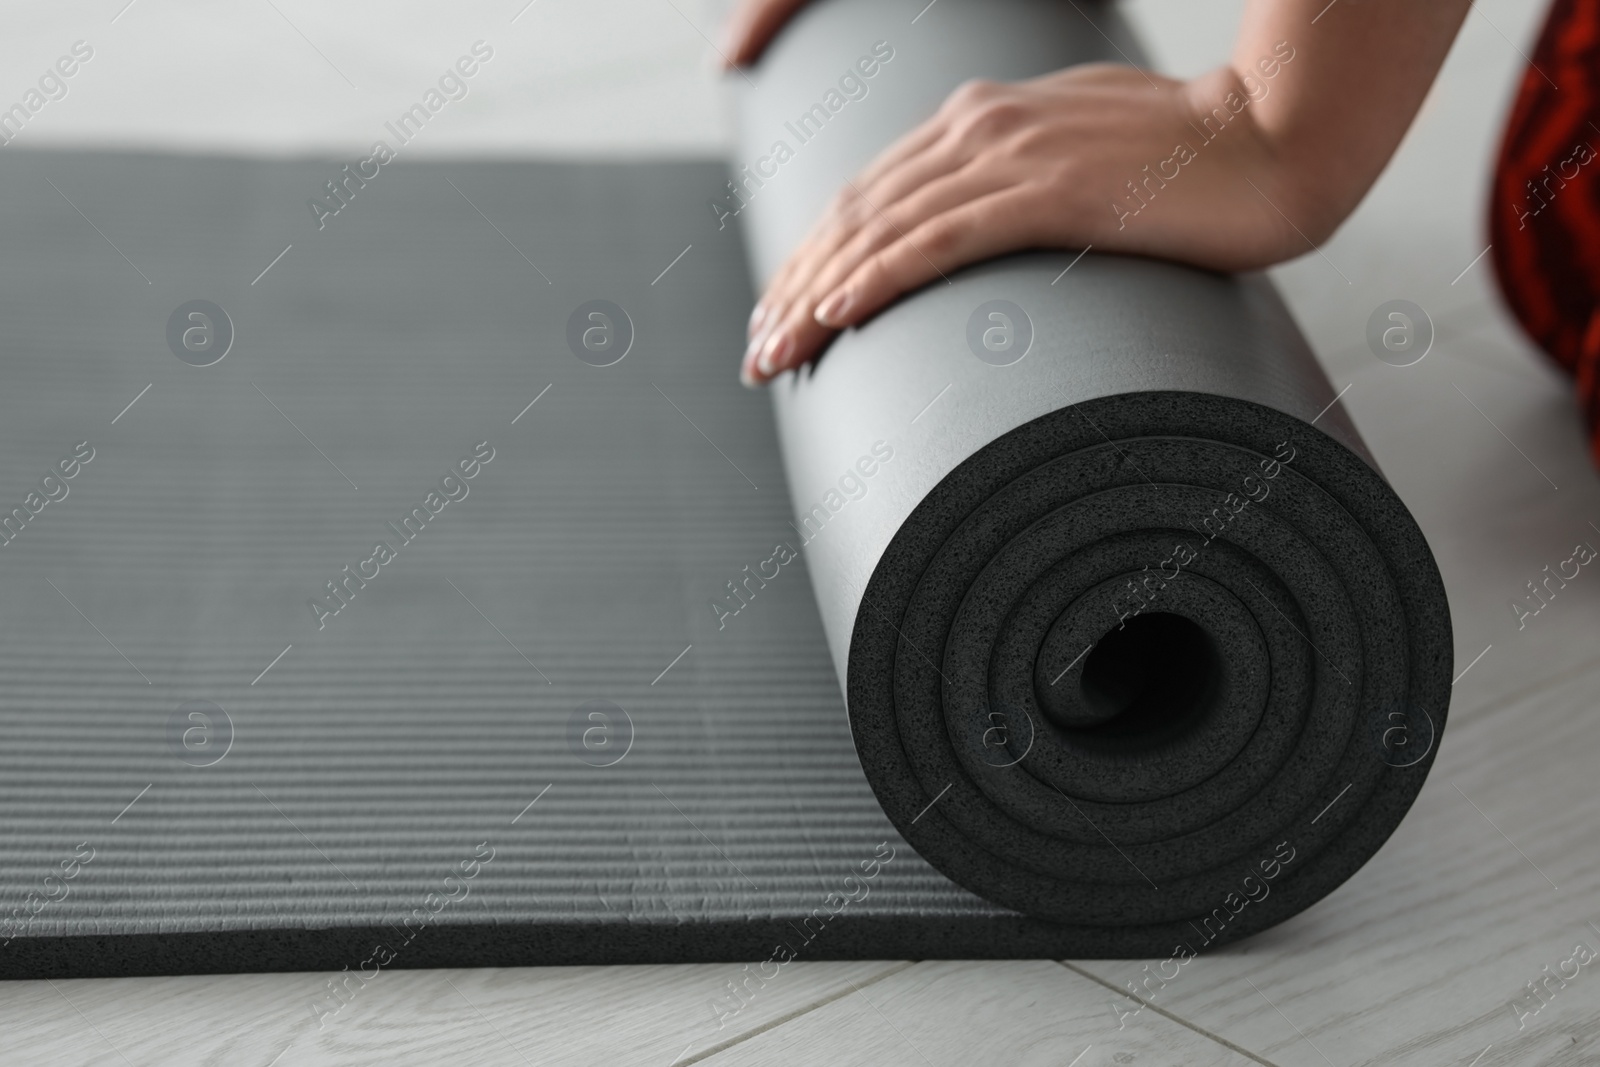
(839, 227), (885, 270)
(860, 213), (898, 245)
(827, 185), (860, 216)
(858, 252), (896, 292)
(978, 99), (1026, 125)
(947, 77), (1000, 110)
(1007, 124), (1055, 158)
(1036, 153), (1082, 189)
(956, 98), (1027, 141)
(841, 197), (878, 231)
(857, 230), (899, 268)
(913, 218), (962, 259)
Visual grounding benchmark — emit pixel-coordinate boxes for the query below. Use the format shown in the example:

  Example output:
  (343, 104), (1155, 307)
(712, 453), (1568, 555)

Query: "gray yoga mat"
(741, 0), (1452, 946)
(0, 0), (1449, 981)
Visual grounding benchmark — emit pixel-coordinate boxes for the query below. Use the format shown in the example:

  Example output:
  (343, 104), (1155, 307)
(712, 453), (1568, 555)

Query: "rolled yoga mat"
(739, 0), (1454, 946)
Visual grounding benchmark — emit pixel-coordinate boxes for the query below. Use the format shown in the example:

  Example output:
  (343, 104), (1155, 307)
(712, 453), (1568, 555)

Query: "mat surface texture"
(0, 151), (1071, 978)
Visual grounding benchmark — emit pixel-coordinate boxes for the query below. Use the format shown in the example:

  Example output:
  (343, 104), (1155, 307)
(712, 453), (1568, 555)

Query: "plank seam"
(686, 959), (918, 1065)
(1056, 960), (1285, 1067)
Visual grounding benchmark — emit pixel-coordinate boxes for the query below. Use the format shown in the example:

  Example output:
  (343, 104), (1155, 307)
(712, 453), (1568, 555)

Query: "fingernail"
(740, 333), (767, 386)
(814, 289), (852, 327)
(758, 331), (793, 376)
(748, 303), (767, 337)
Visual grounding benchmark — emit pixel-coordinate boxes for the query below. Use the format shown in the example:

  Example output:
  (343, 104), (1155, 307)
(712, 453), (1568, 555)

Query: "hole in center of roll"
(1075, 612), (1220, 739)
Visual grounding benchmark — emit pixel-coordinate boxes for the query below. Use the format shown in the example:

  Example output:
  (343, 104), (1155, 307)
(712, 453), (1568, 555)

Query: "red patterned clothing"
(1490, 0), (1600, 463)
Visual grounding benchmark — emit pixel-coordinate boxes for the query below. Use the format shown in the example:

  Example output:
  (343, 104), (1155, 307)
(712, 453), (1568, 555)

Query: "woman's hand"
(727, 0), (1475, 387)
(740, 63), (1320, 385)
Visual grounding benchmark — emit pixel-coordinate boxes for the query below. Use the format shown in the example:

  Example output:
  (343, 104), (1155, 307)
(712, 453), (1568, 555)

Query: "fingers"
(853, 115), (950, 191)
(747, 85), (1032, 344)
(755, 112), (959, 308)
(806, 163), (1007, 316)
(742, 186), (1043, 386)
(741, 296), (837, 388)
(819, 188), (1045, 327)
(745, 163), (991, 383)
(750, 128), (970, 345)
(720, 0), (812, 68)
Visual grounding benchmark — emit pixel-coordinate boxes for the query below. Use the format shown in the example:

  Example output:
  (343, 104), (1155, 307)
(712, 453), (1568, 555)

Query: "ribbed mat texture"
(0, 152), (1068, 978)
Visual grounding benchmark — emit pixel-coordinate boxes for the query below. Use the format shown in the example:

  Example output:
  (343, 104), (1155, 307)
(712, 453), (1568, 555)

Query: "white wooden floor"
(7, 1), (1593, 1065)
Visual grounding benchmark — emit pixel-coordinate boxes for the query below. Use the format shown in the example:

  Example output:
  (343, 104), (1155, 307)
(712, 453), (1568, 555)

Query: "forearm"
(1227, 0), (1471, 232)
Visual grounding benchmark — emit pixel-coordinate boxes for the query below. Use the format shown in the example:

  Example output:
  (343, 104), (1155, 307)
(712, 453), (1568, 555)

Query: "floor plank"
(0, 960), (906, 1067)
(696, 959), (1274, 1067)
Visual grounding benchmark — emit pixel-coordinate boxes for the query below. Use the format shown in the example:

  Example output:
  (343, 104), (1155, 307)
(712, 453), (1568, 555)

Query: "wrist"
(1181, 64), (1341, 246)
